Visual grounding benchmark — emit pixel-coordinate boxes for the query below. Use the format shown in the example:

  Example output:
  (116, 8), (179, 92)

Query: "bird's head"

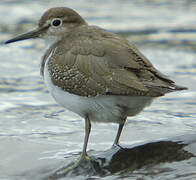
(5, 7), (87, 44)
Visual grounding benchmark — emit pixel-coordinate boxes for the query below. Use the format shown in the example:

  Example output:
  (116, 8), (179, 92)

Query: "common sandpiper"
(5, 7), (187, 171)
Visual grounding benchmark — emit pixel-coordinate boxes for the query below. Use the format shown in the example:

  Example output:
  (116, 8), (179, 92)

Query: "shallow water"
(0, 0), (196, 179)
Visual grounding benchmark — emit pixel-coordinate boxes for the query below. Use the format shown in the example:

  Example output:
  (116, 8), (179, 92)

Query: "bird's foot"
(53, 154), (95, 177)
(112, 143), (125, 150)
(112, 143), (120, 148)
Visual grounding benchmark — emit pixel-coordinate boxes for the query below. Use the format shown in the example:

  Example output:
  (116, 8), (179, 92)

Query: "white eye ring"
(51, 18), (63, 27)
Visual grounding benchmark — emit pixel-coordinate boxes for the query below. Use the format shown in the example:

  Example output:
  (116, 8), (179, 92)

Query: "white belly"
(44, 59), (154, 123)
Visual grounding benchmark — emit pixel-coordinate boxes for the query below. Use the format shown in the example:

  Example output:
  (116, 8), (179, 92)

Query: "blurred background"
(0, 0), (196, 179)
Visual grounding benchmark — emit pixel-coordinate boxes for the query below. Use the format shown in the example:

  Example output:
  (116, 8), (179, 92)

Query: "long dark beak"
(5, 26), (48, 44)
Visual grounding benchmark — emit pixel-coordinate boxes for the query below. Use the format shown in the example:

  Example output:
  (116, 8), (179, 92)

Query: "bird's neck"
(40, 39), (59, 77)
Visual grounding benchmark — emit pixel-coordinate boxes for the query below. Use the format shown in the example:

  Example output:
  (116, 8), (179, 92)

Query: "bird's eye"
(51, 18), (62, 27)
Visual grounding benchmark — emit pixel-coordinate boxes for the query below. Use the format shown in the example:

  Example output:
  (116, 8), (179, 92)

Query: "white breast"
(43, 50), (154, 123)
(44, 55), (90, 117)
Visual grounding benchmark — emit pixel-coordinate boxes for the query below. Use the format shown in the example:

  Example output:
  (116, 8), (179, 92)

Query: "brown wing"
(46, 25), (186, 97)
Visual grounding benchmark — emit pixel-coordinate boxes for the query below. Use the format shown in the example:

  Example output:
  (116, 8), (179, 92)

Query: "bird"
(5, 7), (187, 170)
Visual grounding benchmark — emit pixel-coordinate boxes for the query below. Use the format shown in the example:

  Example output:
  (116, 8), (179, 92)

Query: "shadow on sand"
(44, 134), (196, 179)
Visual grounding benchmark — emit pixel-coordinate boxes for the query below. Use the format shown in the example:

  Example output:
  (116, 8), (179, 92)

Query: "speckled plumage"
(5, 7), (188, 170)
(41, 24), (185, 98)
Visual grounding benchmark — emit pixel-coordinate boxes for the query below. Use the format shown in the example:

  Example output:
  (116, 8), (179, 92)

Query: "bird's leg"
(78, 116), (91, 162)
(112, 122), (125, 147)
(55, 116), (92, 175)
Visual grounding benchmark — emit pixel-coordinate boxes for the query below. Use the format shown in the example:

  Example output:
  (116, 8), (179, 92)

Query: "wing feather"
(46, 26), (181, 97)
